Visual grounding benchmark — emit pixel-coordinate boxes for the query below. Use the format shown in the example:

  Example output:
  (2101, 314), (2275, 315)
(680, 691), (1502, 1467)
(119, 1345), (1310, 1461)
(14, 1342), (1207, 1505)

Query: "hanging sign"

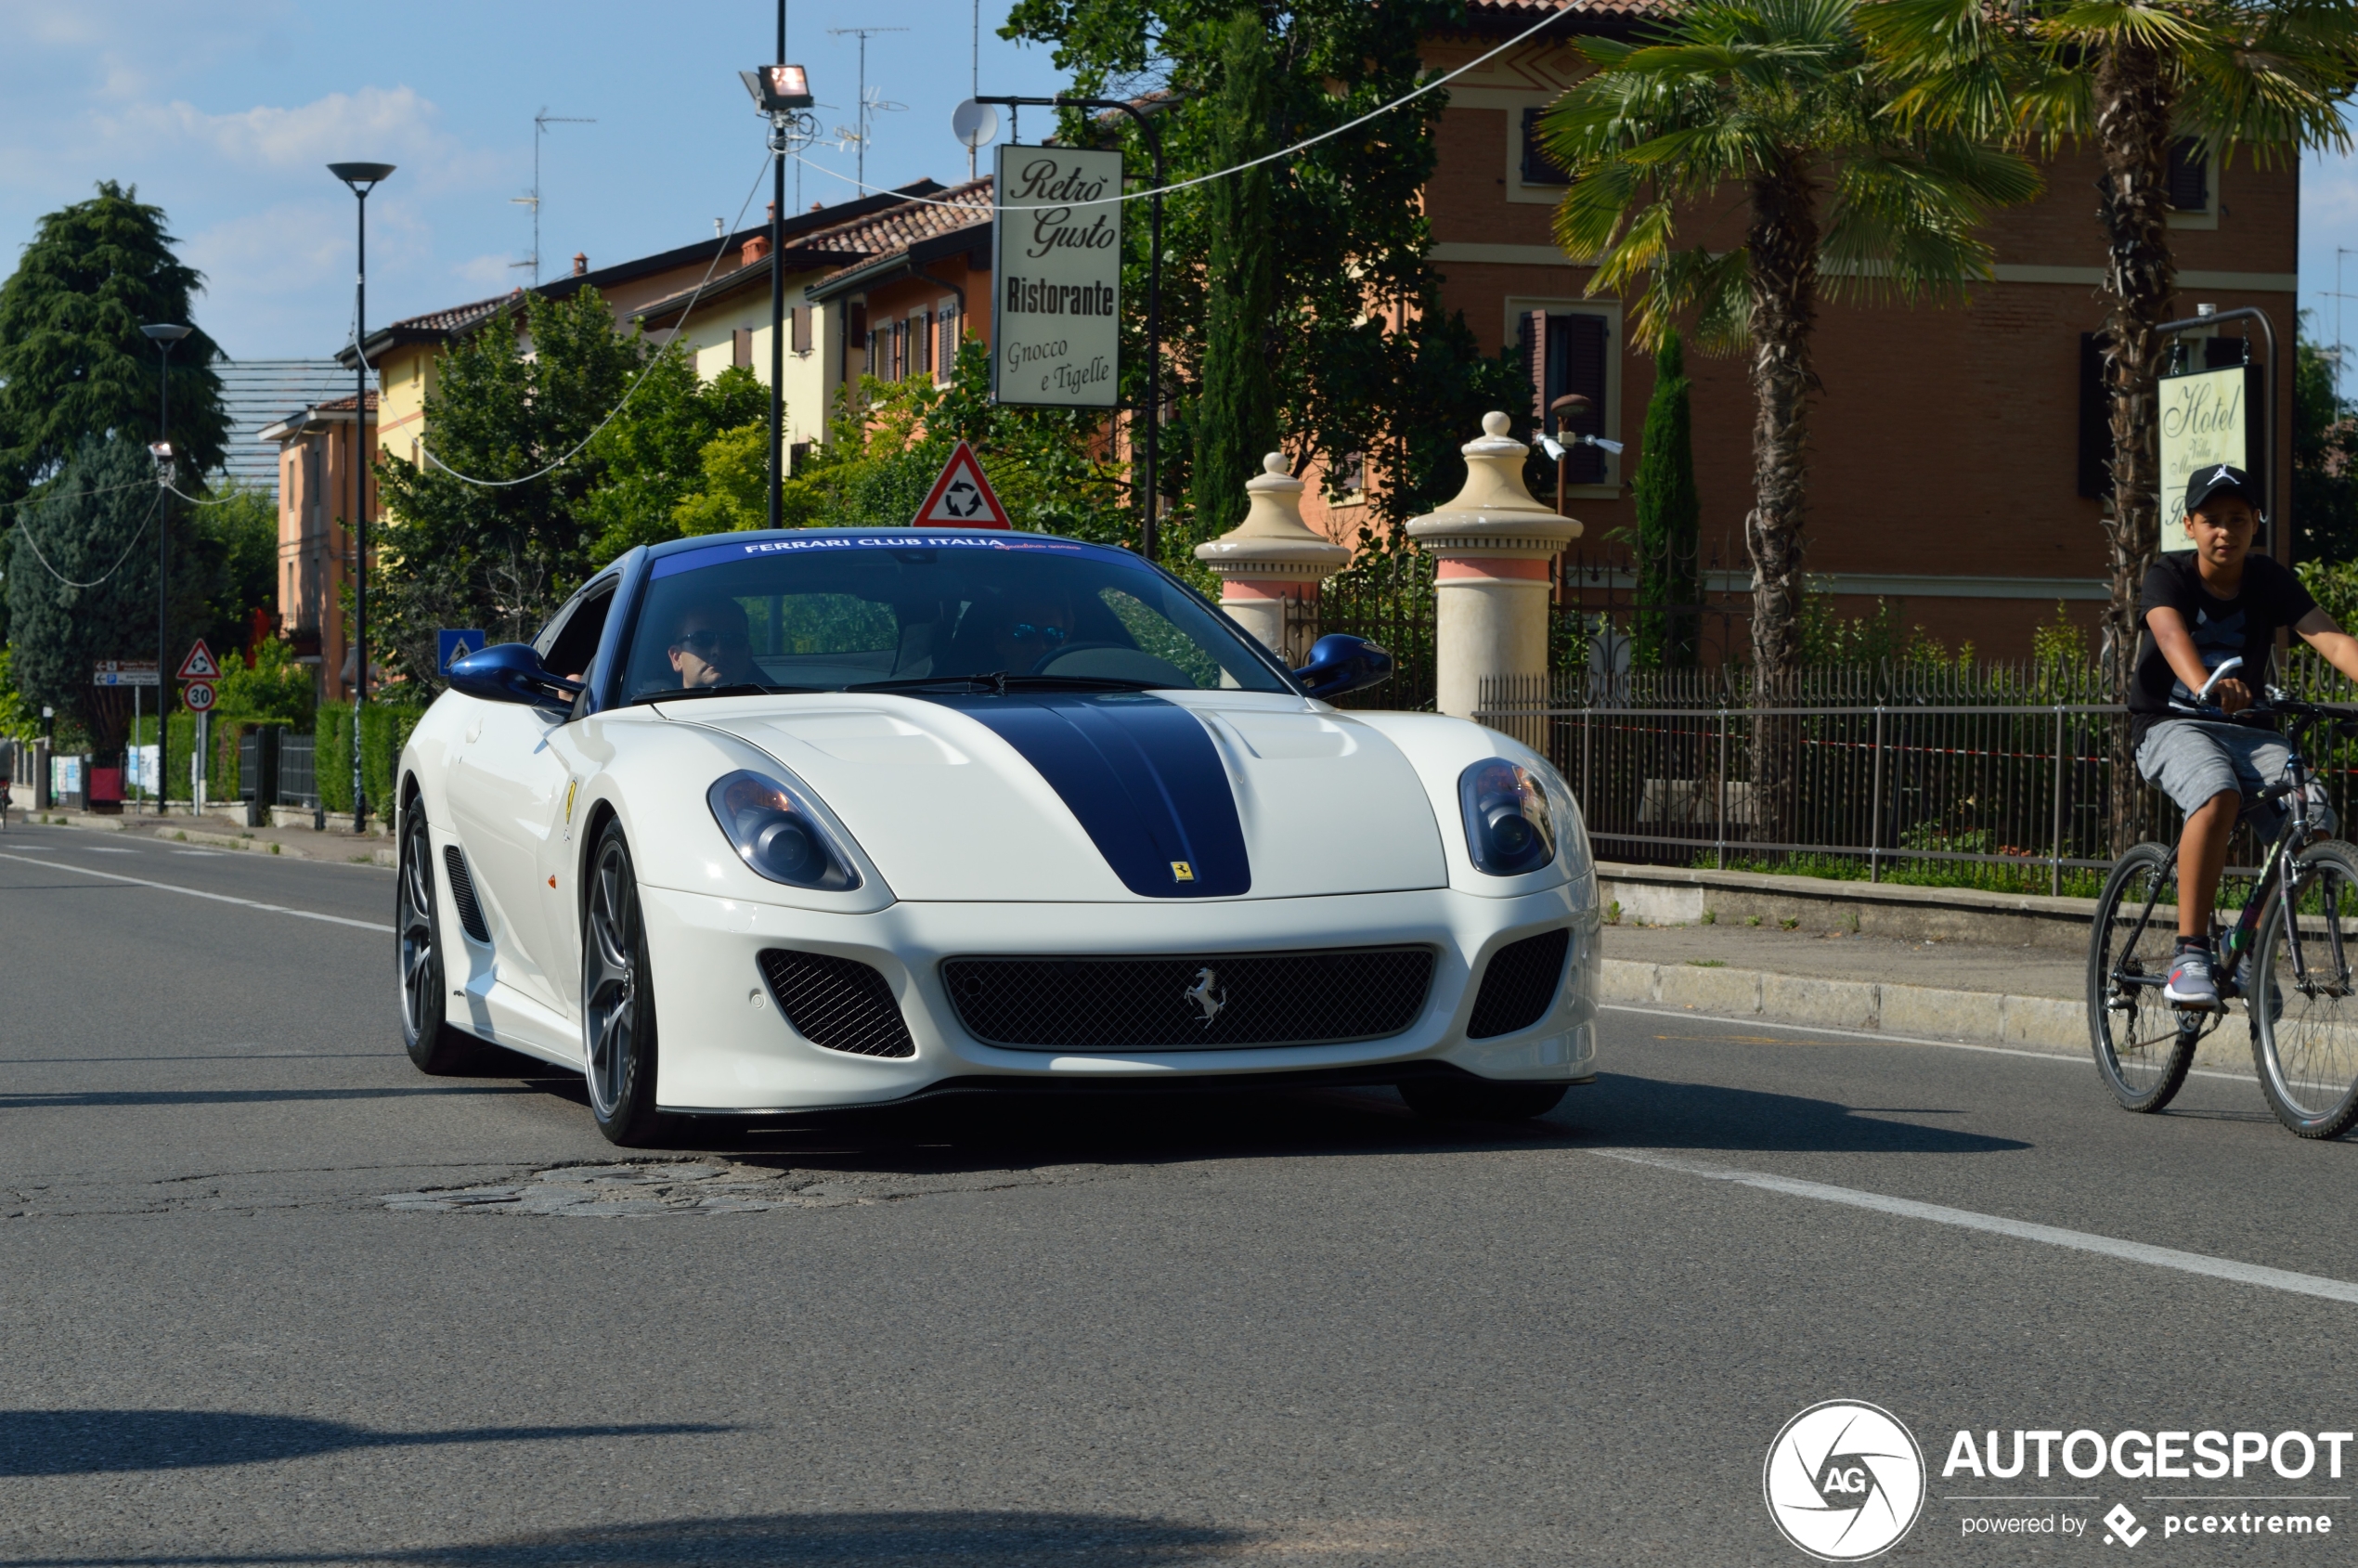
(2158, 363), (2261, 538)
(176, 640), (221, 680)
(991, 144), (1123, 409)
(911, 441), (1013, 528)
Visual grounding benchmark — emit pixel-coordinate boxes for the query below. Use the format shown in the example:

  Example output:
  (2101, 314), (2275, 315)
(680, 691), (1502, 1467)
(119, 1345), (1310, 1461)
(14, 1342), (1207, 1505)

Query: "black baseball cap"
(2185, 462), (2262, 518)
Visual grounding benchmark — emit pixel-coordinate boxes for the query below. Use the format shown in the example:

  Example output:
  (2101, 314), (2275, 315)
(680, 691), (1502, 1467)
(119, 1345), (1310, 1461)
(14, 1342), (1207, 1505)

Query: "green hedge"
(131, 714), (261, 801)
(317, 703), (425, 817)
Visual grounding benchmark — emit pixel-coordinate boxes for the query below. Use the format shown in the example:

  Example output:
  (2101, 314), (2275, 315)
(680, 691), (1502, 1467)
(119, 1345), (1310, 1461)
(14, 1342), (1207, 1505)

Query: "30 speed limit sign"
(183, 680), (217, 714)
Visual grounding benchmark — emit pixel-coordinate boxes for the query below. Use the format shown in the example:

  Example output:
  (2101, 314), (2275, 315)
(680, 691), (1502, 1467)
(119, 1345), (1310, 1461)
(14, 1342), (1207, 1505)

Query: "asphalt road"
(3, 822), (2353, 1567)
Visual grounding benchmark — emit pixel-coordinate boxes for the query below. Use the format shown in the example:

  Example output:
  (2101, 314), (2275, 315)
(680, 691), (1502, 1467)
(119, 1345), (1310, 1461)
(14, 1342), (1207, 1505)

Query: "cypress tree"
(0, 182), (228, 511)
(1189, 9), (1280, 542)
(1632, 330), (1701, 667)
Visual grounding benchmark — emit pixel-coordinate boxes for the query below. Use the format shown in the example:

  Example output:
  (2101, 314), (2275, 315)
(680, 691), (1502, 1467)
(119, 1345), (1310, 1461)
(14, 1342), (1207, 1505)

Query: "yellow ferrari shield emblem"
(1170, 861), (1195, 882)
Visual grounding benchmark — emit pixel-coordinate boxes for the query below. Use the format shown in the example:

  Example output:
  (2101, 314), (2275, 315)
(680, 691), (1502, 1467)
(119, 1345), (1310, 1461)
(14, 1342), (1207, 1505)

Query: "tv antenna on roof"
(826, 27), (908, 189)
(510, 107), (595, 285)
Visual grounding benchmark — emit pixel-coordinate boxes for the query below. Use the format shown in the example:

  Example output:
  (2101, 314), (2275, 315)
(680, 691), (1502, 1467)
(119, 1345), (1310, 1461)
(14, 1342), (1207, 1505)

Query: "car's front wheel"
(397, 797), (477, 1075)
(581, 821), (669, 1147)
(1398, 1076), (1567, 1122)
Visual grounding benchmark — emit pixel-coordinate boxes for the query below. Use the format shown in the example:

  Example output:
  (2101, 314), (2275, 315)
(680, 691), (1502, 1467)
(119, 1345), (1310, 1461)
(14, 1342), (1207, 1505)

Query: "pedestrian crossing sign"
(911, 441), (1012, 529)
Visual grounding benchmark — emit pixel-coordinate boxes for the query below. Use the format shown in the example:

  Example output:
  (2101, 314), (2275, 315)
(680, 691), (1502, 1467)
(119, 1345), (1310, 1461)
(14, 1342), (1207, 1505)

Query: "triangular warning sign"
(912, 441), (1012, 529)
(176, 640), (221, 680)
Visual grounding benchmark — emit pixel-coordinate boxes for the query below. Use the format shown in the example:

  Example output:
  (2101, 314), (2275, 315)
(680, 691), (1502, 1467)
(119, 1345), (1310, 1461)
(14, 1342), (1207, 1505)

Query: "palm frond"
(2039, 1), (2203, 52)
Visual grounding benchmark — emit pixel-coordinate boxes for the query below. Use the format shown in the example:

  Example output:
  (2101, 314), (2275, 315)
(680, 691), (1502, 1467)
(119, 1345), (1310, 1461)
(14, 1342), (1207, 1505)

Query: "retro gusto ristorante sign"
(991, 146), (1123, 409)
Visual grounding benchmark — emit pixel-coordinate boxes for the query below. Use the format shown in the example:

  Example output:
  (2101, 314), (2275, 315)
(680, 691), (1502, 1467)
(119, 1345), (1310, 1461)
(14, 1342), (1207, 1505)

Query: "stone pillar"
(1193, 452), (1350, 660)
(1406, 411), (1581, 721)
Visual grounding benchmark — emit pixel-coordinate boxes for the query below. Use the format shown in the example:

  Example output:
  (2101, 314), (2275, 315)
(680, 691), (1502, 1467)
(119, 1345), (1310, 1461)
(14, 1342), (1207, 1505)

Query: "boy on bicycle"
(2131, 463), (2358, 1008)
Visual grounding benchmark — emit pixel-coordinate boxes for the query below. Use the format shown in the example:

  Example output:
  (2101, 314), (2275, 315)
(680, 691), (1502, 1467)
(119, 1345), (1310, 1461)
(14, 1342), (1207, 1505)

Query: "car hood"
(671, 689), (1447, 902)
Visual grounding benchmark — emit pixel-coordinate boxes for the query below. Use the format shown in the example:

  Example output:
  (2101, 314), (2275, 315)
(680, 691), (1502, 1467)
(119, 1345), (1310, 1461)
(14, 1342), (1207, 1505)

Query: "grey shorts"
(2134, 719), (2329, 837)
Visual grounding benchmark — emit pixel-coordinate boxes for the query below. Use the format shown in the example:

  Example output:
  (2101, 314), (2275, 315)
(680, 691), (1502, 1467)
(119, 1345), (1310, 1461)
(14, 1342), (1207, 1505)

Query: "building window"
(1339, 450), (1367, 496)
(1521, 309), (1613, 485)
(2167, 138), (2209, 212)
(936, 301), (960, 382)
(910, 312), (931, 380)
(790, 305), (811, 355)
(789, 440), (811, 475)
(1521, 109), (1571, 188)
(732, 327), (754, 369)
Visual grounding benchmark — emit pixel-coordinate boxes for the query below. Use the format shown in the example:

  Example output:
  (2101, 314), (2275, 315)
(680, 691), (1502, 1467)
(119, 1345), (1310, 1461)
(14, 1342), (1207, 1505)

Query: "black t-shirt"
(2129, 551), (2316, 743)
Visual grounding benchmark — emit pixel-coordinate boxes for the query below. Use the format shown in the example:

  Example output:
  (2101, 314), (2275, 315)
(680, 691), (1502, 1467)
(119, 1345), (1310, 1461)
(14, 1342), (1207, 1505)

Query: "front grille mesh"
(942, 947), (1434, 1051)
(442, 847), (490, 942)
(758, 949), (916, 1058)
(1467, 927), (1571, 1039)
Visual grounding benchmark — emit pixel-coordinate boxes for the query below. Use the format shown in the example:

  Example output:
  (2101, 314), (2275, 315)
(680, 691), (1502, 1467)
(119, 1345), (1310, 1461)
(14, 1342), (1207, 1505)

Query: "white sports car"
(396, 528), (1600, 1145)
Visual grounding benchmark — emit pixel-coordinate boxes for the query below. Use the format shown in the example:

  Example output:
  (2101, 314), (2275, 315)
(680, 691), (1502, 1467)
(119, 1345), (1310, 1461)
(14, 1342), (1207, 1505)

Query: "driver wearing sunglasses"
(667, 598), (757, 689)
(991, 593), (1076, 672)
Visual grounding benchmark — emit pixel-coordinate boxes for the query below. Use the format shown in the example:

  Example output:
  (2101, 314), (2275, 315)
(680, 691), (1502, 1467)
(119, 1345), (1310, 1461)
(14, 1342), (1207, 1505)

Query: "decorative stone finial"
(1263, 451), (1289, 476)
(1482, 410), (1509, 437)
(1194, 450), (1349, 582)
(1405, 412), (1581, 554)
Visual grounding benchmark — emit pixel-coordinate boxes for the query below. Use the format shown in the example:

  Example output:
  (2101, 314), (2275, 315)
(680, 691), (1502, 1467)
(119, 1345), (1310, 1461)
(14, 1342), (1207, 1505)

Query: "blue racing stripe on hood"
(914, 692), (1250, 897)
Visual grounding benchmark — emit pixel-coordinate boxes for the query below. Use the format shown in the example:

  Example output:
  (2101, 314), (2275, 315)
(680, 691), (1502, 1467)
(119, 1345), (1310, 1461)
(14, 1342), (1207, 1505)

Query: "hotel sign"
(2158, 363), (2261, 537)
(991, 145), (1122, 409)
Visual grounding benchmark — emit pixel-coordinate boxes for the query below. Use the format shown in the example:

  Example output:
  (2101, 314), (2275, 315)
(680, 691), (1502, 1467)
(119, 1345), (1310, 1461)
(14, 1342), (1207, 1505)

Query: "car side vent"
(757, 950), (916, 1058)
(1467, 927), (1571, 1040)
(442, 846), (491, 943)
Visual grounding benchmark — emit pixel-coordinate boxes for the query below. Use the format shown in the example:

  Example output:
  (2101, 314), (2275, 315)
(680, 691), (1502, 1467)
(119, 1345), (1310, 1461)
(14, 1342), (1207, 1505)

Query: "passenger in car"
(989, 592), (1076, 673)
(667, 598), (758, 688)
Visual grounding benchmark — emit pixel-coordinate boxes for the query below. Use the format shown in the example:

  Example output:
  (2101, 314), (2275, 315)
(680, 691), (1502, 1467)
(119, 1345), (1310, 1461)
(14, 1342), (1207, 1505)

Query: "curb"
(1604, 958), (2253, 1073)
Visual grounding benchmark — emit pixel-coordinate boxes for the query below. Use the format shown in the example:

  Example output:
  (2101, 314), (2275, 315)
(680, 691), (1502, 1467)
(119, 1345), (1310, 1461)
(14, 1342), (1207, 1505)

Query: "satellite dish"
(952, 98), (999, 150)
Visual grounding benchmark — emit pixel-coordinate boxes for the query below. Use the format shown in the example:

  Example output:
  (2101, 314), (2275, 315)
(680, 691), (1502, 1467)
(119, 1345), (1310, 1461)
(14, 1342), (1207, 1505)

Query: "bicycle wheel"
(2087, 842), (2197, 1113)
(2250, 838), (2358, 1139)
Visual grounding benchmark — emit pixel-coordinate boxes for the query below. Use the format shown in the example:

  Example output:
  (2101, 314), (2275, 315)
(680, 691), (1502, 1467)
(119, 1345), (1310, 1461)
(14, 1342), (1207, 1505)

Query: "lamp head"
(141, 323), (192, 345)
(741, 64), (813, 112)
(328, 162), (397, 191)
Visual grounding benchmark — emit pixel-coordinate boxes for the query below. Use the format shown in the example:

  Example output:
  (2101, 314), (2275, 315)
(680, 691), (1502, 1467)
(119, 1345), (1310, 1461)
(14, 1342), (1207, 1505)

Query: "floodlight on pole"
(329, 160), (394, 833)
(141, 323), (191, 817)
(742, 20), (821, 537)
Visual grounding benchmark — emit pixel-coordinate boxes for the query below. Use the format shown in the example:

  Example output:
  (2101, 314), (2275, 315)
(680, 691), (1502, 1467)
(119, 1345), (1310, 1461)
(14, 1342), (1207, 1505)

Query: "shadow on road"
(1565, 1072), (2029, 1154)
(0, 1510), (1248, 1566)
(0, 1410), (731, 1477)
(0, 1086), (542, 1108)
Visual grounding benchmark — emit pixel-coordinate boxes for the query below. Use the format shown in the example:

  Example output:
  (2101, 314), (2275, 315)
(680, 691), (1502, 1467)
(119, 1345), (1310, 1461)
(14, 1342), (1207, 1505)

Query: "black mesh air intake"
(941, 947), (1434, 1051)
(442, 846), (490, 942)
(758, 950), (916, 1058)
(1467, 927), (1571, 1039)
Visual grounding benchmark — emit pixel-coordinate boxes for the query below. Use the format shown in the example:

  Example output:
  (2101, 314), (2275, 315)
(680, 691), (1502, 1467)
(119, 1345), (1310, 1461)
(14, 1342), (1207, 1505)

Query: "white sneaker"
(2165, 946), (2221, 1009)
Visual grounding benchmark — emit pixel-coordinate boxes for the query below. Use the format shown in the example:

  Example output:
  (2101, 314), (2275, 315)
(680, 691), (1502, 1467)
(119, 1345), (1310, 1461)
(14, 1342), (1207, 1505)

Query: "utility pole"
(329, 162), (395, 833)
(140, 323), (191, 815)
(827, 27), (908, 189)
(510, 109), (595, 285)
(743, 42), (818, 534)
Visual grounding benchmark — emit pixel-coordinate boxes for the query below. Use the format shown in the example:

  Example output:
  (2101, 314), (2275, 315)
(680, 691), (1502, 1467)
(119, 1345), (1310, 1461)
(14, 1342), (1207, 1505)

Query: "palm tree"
(1543, 0), (2039, 685)
(1541, 0), (2037, 841)
(1862, 0), (2358, 849)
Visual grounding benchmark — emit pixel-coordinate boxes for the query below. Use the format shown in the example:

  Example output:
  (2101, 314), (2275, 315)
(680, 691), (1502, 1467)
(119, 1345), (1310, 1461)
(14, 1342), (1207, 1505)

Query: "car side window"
(538, 579), (617, 682)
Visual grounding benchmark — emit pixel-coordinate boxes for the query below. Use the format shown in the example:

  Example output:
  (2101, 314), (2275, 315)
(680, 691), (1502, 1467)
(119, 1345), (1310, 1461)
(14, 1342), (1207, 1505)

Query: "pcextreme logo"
(1764, 1400), (1927, 1562)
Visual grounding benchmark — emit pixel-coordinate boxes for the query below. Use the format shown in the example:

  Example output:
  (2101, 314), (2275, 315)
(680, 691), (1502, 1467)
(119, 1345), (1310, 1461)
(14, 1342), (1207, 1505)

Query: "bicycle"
(2088, 661), (2358, 1139)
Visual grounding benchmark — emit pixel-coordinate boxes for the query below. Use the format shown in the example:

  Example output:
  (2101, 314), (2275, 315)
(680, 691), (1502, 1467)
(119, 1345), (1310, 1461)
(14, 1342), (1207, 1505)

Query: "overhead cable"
(8, 489), (164, 590)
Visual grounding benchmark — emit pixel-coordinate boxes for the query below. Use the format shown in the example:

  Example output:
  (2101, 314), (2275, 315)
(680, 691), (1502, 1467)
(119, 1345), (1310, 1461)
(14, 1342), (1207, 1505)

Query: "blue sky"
(2, 3), (2355, 394)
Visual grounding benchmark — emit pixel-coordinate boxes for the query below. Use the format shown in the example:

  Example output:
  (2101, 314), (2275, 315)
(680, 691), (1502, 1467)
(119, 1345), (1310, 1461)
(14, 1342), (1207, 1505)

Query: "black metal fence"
(1479, 659), (2358, 897)
(1286, 555), (1438, 712)
(277, 732), (318, 808)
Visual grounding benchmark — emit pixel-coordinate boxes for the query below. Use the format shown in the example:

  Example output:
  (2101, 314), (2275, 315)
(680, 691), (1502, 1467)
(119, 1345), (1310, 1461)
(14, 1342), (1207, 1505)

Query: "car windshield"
(619, 534), (1292, 703)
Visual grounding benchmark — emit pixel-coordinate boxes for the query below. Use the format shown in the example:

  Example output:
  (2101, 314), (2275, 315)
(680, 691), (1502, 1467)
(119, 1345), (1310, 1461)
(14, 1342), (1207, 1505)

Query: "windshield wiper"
(629, 681), (820, 707)
(844, 672), (1160, 694)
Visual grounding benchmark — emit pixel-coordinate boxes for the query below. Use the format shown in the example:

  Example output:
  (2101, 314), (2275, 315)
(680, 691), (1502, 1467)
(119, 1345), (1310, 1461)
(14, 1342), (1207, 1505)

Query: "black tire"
(581, 821), (670, 1147)
(396, 795), (479, 1075)
(2250, 837), (2358, 1139)
(2087, 842), (2197, 1113)
(1399, 1076), (1568, 1122)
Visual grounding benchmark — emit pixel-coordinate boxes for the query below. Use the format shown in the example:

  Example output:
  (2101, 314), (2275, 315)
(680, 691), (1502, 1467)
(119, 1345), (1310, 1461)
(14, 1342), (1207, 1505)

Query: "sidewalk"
(1602, 914), (2255, 1074)
(0, 807), (396, 866)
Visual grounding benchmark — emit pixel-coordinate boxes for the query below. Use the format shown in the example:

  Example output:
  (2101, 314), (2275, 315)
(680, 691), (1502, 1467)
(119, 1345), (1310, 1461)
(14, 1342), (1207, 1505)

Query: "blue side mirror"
(1293, 634), (1393, 701)
(447, 642), (583, 715)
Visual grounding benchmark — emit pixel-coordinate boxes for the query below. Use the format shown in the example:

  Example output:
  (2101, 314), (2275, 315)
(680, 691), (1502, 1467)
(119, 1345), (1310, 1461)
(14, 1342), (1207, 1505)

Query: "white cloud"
(452, 252), (521, 286)
(87, 85), (505, 195)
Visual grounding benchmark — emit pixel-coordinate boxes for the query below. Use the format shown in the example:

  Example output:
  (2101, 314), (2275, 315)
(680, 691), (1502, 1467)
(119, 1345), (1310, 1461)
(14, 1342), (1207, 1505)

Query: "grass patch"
(1685, 959), (1727, 967)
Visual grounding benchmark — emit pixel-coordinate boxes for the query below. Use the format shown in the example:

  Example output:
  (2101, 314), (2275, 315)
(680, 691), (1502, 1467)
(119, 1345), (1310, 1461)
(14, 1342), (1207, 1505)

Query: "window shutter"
(1557, 313), (1608, 485)
(732, 328), (753, 369)
(2077, 332), (2113, 499)
(2167, 138), (2209, 212)
(790, 306), (811, 355)
(1521, 109), (1570, 187)
(937, 303), (958, 381)
(1521, 311), (1549, 428)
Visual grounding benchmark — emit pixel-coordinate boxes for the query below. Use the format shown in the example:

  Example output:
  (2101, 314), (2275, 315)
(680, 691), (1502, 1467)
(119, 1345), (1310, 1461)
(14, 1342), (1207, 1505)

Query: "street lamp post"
(141, 323), (191, 816)
(741, 53), (816, 532)
(329, 162), (395, 834)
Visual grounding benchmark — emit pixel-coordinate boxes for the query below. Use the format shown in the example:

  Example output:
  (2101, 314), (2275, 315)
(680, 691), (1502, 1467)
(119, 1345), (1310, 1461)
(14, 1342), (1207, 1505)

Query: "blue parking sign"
(438, 628), (487, 672)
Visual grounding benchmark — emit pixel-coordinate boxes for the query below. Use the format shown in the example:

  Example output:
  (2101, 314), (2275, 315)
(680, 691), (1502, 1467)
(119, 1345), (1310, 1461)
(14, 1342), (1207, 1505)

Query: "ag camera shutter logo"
(1764, 1400), (1926, 1561)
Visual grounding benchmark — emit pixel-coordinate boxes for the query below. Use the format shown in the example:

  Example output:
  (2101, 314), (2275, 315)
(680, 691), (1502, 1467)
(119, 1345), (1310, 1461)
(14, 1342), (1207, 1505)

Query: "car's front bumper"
(636, 882), (1600, 1111)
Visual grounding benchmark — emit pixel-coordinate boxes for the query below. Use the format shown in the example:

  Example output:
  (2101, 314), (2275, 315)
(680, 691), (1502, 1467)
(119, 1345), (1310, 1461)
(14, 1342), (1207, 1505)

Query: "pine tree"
(1632, 330), (1701, 668)
(0, 182), (228, 511)
(1189, 9), (1281, 538)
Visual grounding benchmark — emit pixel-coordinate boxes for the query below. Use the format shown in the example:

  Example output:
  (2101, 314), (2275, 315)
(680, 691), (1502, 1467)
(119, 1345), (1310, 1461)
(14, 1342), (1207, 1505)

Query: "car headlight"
(706, 770), (862, 890)
(1458, 758), (1559, 876)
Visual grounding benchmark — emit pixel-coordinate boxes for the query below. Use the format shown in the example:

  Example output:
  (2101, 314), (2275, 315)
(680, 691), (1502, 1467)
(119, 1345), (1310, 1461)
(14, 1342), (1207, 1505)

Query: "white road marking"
(1602, 1001), (2260, 1083)
(1597, 1148), (2358, 1306)
(0, 851), (394, 934)
(76, 846), (135, 853)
